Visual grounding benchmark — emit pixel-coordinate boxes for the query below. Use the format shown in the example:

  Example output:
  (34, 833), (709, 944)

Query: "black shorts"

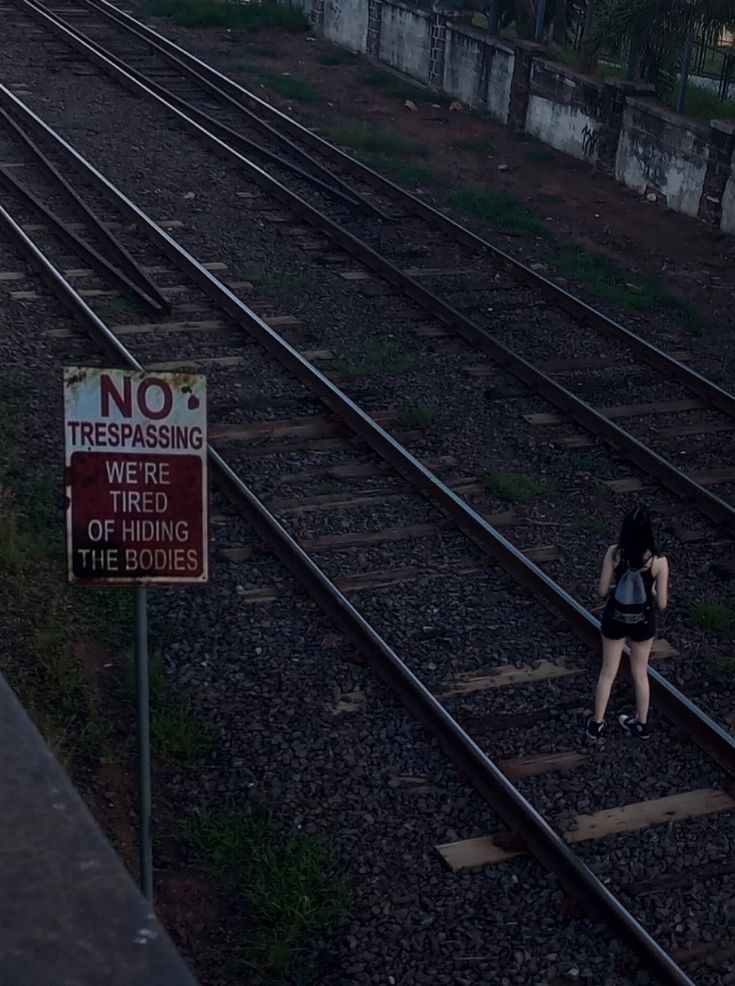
(601, 604), (656, 643)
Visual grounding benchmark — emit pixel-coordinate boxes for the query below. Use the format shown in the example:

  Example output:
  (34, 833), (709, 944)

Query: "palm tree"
(593, 0), (735, 93)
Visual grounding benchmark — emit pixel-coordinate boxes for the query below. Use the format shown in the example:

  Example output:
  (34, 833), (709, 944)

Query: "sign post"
(64, 367), (208, 901)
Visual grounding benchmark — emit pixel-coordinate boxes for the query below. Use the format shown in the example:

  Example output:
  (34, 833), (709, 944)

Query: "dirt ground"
(152, 19), (735, 336)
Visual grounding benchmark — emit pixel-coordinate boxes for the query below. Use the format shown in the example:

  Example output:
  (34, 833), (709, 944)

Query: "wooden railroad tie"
(436, 787), (735, 870)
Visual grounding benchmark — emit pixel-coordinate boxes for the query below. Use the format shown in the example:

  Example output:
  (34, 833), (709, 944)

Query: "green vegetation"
(152, 707), (216, 764)
(670, 82), (735, 120)
(52, 118), (86, 132)
(99, 293), (145, 319)
(245, 64), (318, 102)
(690, 597), (735, 634)
(449, 186), (546, 236)
(554, 242), (704, 333)
(142, 0), (307, 31)
(482, 471), (547, 502)
(335, 339), (418, 378)
(707, 653), (735, 675)
(245, 270), (308, 297)
(452, 138), (494, 153)
(320, 123), (428, 159)
(584, 516), (610, 538)
(318, 48), (358, 66)
(358, 67), (450, 105)
(570, 451), (601, 472)
(185, 807), (350, 975)
(397, 401), (434, 430)
(359, 153), (436, 184)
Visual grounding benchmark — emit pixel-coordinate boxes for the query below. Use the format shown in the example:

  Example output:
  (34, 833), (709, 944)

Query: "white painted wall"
(442, 26), (513, 123)
(323, 0), (368, 52)
(720, 159), (735, 232)
(485, 41), (514, 124)
(525, 63), (603, 163)
(378, 1), (432, 84)
(616, 100), (709, 217)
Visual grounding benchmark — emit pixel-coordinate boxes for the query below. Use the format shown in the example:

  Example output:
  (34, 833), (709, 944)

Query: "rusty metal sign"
(64, 367), (208, 585)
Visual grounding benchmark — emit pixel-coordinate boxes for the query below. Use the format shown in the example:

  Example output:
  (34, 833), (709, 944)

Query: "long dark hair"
(616, 506), (657, 573)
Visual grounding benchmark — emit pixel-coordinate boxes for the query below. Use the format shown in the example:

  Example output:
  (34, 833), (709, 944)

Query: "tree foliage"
(593, 0), (735, 92)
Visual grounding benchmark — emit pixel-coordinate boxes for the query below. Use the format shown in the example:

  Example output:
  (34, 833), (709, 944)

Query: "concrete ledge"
(0, 674), (198, 986)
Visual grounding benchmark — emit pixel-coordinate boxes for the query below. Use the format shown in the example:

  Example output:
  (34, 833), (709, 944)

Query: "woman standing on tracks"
(586, 506), (669, 741)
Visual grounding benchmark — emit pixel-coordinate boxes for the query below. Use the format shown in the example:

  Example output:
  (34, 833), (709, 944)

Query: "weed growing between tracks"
(318, 48), (359, 67)
(143, 0), (308, 31)
(690, 597), (735, 634)
(335, 339), (418, 378)
(398, 401), (434, 430)
(185, 807), (350, 978)
(449, 186), (548, 236)
(482, 471), (548, 502)
(452, 138), (494, 154)
(245, 270), (309, 298)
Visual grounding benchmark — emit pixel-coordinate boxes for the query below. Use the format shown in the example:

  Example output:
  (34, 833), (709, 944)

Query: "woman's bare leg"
(628, 638), (654, 724)
(594, 636), (626, 723)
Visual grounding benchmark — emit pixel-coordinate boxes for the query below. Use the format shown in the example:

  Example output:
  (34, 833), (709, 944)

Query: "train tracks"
(2, 3), (735, 982)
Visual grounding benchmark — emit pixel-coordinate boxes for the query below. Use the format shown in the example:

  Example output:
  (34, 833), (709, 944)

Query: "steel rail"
(66, 0), (735, 419)
(0, 102), (167, 312)
(6, 9), (735, 541)
(29, 0), (386, 217)
(5, 80), (735, 785)
(0, 196), (697, 986)
(0, 168), (164, 315)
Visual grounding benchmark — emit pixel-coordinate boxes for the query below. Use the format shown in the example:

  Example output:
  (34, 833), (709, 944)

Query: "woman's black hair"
(616, 506), (657, 573)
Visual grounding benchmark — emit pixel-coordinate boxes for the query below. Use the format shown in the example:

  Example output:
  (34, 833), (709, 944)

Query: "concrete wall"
(443, 25), (514, 123)
(322, 0), (368, 52)
(616, 99), (710, 217)
(378, 2), (432, 84)
(303, 0), (735, 234)
(720, 153), (735, 233)
(526, 60), (604, 164)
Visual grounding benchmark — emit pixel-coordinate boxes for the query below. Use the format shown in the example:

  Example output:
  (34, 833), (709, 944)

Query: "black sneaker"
(618, 714), (651, 739)
(585, 717), (605, 740)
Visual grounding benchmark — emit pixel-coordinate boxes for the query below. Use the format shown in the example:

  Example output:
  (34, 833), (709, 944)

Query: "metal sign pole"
(134, 584), (153, 902)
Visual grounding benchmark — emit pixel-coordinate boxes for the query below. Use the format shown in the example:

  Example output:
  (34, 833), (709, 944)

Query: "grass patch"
(318, 48), (358, 66)
(397, 401), (434, 430)
(335, 339), (417, 378)
(246, 64), (318, 102)
(452, 138), (493, 153)
(569, 451), (600, 472)
(359, 153), (435, 184)
(482, 471), (547, 502)
(449, 186), (546, 236)
(670, 82), (735, 120)
(690, 597), (735, 634)
(152, 707), (216, 763)
(142, 0), (307, 31)
(185, 807), (350, 975)
(358, 67), (449, 105)
(554, 243), (705, 333)
(99, 293), (146, 319)
(0, 491), (25, 573)
(245, 270), (308, 297)
(320, 123), (428, 158)
(79, 587), (134, 649)
(707, 654), (735, 675)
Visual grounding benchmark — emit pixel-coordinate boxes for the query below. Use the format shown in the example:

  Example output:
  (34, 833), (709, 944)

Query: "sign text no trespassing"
(64, 367), (208, 585)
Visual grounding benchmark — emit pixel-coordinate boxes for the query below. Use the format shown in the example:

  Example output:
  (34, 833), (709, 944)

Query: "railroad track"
(1, 42), (735, 983)
(9, 0), (735, 535)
